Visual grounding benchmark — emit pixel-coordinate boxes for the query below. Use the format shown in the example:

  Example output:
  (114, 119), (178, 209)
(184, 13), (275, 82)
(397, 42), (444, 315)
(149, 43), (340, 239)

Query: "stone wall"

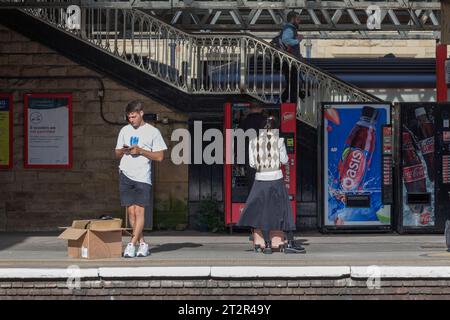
(310, 39), (437, 58)
(1, 278), (449, 299)
(0, 23), (189, 231)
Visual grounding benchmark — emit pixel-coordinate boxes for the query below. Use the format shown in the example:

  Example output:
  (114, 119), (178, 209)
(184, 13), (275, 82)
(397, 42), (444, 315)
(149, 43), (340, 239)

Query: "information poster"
(0, 94), (13, 169)
(24, 93), (72, 168)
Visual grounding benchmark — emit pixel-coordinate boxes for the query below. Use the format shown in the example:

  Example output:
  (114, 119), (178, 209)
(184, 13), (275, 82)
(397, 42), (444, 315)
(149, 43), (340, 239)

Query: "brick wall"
(0, 23), (189, 231)
(1, 278), (450, 299)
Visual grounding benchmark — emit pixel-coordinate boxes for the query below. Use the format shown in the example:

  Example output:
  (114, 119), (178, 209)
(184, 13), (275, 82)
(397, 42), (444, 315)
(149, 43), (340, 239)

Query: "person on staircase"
(280, 11), (305, 104)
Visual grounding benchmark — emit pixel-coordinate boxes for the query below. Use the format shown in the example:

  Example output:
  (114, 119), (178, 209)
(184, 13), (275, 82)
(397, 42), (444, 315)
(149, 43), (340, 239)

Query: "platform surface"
(0, 231), (448, 269)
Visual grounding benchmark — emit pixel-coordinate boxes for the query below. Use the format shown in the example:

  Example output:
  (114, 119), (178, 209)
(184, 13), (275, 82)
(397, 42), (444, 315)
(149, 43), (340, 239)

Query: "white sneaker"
(136, 242), (150, 257)
(123, 242), (136, 258)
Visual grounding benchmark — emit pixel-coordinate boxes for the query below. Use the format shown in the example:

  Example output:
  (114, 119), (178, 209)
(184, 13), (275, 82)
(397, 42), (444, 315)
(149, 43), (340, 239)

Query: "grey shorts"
(119, 171), (151, 207)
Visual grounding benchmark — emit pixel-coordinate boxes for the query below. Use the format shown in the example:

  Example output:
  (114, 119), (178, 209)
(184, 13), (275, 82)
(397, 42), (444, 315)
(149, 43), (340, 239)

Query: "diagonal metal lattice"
(0, 0), (443, 39)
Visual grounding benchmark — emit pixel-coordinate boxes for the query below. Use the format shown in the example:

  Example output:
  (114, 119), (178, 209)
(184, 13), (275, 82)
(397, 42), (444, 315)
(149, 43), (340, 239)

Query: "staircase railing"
(21, 6), (381, 127)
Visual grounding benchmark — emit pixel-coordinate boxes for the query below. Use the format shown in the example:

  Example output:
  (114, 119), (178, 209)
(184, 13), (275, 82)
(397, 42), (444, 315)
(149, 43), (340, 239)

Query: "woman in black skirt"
(237, 116), (305, 254)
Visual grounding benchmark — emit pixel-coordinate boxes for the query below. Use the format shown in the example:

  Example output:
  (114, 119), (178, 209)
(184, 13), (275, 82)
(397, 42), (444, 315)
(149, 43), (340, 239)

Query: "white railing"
(22, 6), (381, 127)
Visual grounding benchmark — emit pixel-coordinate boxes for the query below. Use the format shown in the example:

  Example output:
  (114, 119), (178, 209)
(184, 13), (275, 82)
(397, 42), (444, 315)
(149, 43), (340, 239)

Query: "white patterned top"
(249, 130), (289, 181)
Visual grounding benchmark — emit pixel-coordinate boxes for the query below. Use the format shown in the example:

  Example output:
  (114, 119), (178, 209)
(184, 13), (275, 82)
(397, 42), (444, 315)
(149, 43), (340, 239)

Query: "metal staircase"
(5, 5), (380, 127)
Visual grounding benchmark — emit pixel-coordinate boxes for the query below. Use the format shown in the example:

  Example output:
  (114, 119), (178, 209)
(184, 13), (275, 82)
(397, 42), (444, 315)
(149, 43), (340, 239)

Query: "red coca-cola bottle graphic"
(402, 131), (427, 214)
(338, 106), (378, 192)
(415, 107), (434, 182)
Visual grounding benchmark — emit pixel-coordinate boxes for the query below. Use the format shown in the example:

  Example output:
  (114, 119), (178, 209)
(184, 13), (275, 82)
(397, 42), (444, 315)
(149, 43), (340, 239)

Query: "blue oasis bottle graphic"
(337, 107), (378, 194)
(130, 136), (139, 146)
(325, 105), (390, 226)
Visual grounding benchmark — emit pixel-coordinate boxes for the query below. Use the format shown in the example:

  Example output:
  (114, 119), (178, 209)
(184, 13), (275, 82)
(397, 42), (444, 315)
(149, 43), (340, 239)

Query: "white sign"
(25, 94), (72, 168)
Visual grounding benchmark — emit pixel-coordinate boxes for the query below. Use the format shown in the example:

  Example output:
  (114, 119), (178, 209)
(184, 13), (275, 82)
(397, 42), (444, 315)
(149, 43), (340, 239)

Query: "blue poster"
(323, 104), (391, 226)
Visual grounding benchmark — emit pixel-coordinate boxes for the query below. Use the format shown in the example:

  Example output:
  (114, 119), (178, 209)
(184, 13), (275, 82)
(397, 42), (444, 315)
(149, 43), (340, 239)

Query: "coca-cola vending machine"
(396, 103), (450, 233)
(319, 103), (393, 232)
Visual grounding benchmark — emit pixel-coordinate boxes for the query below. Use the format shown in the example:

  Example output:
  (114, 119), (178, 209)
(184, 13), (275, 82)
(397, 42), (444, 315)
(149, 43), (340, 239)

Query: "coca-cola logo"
(403, 164), (425, 183)
(283, 112), (295, 121)
(420, 212), (431, 225)
(419, 137), (434, 155)
(340, 149), (366, 191)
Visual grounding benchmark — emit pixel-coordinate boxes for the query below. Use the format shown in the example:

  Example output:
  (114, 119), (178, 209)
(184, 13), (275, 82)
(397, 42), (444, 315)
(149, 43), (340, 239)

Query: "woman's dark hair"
(256, 117), (267, 130)
(125, 100), (143, 114)
(264, 115), (279, 130)
(249, 102), (263, 111)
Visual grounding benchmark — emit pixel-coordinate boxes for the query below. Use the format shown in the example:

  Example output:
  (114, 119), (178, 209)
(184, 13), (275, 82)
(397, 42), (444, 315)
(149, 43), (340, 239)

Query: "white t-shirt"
(115, 123), (168, 185)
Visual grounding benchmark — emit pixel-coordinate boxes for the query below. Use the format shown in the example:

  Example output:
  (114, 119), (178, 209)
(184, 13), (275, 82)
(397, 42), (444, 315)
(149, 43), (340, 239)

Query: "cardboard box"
(58, 219), (131, 259)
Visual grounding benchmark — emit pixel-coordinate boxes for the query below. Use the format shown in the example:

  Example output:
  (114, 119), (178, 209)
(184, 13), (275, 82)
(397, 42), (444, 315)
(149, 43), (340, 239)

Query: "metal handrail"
(22, 6), (381, 127)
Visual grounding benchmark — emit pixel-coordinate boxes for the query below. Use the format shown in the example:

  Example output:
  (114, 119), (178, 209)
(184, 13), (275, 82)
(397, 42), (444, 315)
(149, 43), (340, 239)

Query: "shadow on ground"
(151, 242), (203, 253)
(0, 232), (60, 251)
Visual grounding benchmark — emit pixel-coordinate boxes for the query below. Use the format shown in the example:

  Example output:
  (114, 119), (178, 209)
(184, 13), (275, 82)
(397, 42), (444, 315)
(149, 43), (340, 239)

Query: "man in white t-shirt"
(115, 100), (167, 258)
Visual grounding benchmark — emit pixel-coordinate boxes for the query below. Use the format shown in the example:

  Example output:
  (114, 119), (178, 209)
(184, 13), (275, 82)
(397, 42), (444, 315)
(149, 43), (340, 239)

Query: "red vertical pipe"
(436, 43), (448, 102)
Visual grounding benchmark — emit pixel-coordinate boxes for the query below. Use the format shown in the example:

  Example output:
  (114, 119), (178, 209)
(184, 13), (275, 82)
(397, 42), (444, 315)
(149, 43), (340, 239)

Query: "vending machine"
(224, 102), (297, 227)
(396, 102), (450, 233)
(319, 103), (393, 232)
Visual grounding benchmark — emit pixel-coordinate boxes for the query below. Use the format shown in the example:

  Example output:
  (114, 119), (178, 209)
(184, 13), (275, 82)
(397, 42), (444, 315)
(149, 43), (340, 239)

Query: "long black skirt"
(237, 178), (296, 231)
